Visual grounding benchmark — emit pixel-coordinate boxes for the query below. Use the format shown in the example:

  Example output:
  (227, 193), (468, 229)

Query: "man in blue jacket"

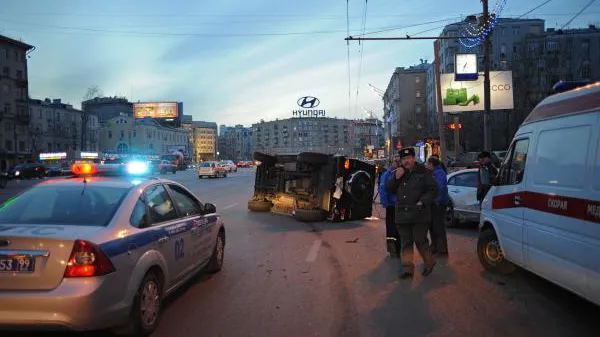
(379, 155), (400, 257)
(426, 156), (449, 255)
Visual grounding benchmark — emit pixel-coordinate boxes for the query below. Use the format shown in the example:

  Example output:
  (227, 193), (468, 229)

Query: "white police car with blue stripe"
(0, 161), (225, 336)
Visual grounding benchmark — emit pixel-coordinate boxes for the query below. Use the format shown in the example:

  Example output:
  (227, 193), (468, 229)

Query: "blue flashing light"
(552, 80), (593, 93)
(126, 161), (149, 175)
(131, 179), (142, 185)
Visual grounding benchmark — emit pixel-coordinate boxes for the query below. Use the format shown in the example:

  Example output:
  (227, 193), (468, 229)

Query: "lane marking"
(222, 203), (238, 210)
(305, 240), (322, 262)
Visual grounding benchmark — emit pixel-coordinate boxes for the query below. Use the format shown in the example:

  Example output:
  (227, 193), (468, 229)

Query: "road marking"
(305, 240), (322, 262)
(222, 203), (238, 210)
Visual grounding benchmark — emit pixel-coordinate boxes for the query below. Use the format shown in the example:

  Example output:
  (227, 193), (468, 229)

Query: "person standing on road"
(386, 147), (439, 278)
(426, 157), (449, 256)
(429, 154), (448, 174)
(379, 156), (400, 258)
(477, 151), (498, 205)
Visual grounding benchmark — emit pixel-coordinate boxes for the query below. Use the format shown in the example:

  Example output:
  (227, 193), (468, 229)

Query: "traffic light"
(448, 123), (463, 130)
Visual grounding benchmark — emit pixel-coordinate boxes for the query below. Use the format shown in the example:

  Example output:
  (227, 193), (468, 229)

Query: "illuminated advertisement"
(134, 102), (179, 119)
(80, 152), (99, 159)
(39, 152), (67, 160)
(440, 71), (514, 113)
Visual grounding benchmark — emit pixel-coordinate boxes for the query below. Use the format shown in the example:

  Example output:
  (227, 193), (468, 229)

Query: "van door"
(489, 137), (531, 267)
(523, 117), (597, 302)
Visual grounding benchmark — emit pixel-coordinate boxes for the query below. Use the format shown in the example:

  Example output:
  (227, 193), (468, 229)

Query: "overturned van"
(248, 151), (376, 222)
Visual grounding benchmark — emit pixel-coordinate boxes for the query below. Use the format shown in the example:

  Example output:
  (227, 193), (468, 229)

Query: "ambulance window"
(534, 125), (590, 189)
(499, 139), (530, 186)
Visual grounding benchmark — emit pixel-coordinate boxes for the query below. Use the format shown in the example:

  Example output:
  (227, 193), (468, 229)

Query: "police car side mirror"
(203, 203), (216, 214)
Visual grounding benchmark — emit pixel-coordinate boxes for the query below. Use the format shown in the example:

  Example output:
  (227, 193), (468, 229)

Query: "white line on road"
(305, 240), (322, 262)
(221, 203), (238, 211)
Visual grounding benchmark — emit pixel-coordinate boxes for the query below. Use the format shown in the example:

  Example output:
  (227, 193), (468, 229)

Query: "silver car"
(0, 164), (225, 335)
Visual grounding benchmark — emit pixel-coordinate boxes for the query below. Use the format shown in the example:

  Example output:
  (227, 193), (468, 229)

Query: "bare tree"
(83, 85), (104, 101)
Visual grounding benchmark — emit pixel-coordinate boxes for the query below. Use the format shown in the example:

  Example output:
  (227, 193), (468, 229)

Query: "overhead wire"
(355, 0), (369, 119)
(561, 0), (596, 28)
(517, 0), (554, 18)
(346, 0), (352, 120)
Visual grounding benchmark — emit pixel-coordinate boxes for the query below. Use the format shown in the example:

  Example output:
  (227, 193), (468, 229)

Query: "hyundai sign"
(440, 71), (514, 113)
(292, 96), (326, 117)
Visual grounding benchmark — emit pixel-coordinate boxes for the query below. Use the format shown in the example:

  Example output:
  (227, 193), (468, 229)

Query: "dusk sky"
(1, 0), (598, 126)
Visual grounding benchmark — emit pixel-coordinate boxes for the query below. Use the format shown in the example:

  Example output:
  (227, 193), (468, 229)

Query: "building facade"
(29, 98), (99, 159)
(0, 35), (34, 170)
(252, 117), (356, 156)
(383, 62), (429, 153)
(352, 118), (385, 158)
(82, 96), (133, 124)
(98, 115), (188, 155)
(191, 121), (217, 162)
(435, 17), (546, 151)
(425, 61), (438, 139)
(217, 124), (253, 161)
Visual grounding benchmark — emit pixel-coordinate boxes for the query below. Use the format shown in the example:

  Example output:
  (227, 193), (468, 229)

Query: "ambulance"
(477, 81), (600, 306)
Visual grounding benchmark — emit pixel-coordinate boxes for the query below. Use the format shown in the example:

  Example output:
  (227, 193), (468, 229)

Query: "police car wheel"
(477, 228), (516, 275)
(206, 231), (225, 273)
(121, 271), (163, 337)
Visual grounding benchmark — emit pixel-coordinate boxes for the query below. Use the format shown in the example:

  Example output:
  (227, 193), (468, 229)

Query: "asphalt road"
(4, 168), (600, 337)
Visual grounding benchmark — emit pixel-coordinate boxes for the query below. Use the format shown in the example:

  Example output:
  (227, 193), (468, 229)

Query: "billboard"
(40, 152), (67, 160)
(440, 71), (514, 113)
(134, 102), (179, 119)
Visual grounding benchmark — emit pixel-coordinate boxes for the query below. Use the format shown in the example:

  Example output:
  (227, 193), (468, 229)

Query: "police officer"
(379, 155), (400, 257)
(477, 151), (498, 204)
(386, 147), (438, 278)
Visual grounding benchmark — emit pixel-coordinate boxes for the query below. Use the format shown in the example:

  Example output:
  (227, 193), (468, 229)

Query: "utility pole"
(482, 0), (492, 151)
(433, 39), (447, 161)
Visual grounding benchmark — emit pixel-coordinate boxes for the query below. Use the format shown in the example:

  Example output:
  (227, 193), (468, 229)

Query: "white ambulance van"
(477, 81), (600, 306)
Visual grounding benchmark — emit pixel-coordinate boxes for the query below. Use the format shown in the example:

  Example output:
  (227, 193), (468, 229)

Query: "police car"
(0, 161), (225, 335)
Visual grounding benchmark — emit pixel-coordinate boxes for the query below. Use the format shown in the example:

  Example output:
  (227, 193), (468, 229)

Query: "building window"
(547, 41), (558, 51)
(47, 143), (52, 151)
(415, 104), (422, 114)
(120, 130), (124, 138)
(19, 141), (25, 152)
(5, 140), (13, 152)
(582, 66), (591, 79)
(416, 90), (421, 98)
(108, 131), (112, 139)
(512, 27), (520, 36)
(415, 76), (421, 83)
(16, 70), (22, 79)
(133, 131), (136, 137)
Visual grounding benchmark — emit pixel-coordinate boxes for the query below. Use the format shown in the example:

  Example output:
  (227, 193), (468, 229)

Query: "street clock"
(455, 53), (478, 81)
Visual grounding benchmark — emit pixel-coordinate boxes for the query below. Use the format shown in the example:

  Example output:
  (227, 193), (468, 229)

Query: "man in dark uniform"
(386, 147), (439, 278)
(477, 151), (498, 205)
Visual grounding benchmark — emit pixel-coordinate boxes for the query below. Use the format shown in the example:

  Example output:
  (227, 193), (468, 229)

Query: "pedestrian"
(476, 151), (498, 205)
(426, 156), (449, 256)
(429, 154), (448, 174)
(379, 155), (400, 258)
(386, 147), (439, 278)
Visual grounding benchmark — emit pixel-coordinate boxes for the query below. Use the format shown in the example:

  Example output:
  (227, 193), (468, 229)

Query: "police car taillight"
(64, 240), (115, 277)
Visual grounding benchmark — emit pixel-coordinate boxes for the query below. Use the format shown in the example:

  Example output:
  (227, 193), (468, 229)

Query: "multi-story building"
(0, 34), (34, 170)
(82, 96), (133, 124)
(383, 61), (429, 152)
(513, 25), (600, 118)
(98, 115), (188, 155)
(217, 124), (253, 161)
(252, 117), (356, 156)
(29, 98), (99, 158)
(352, 118), (385, 157)
(435, 17), (545, 151)
(191, 121), (217, 162)
(181, 114), (194, 159)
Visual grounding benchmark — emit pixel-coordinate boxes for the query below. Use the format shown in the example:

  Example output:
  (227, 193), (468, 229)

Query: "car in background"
(237, 161), (252, 168)
(7, 163), (46, 179)
(452, 151), (501, 169)
(219, 160), (237, 172)
(150, 159), (177, 175)
(45, 165), (64, 177)
(248, 151), (375, 222)
(445, 168), (480, 227)
(198, 161), (228, 178)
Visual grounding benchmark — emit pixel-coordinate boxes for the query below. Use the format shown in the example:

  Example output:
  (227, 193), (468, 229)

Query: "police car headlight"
(127, 161), (148, 175)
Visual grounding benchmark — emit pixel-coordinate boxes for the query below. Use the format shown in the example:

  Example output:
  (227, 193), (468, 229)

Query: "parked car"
(46, 165), (63, 177)
(7, 163), (46, 179)
(478, 80), (600, 306)
(198, 161), (228, 178)
(248, 151), (376, 222)
(219, 160), (237, 172)
(445, 168), (480, 227)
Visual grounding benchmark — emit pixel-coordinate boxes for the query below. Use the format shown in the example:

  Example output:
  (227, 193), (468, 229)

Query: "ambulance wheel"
(294, 209), (326, 222)
(477, 228), (516, 275)
(253, 152), (276, 166)
(248, 200), (272, 212)
(297, 152), (329, 166)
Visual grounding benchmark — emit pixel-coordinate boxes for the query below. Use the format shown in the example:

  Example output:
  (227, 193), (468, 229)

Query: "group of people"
(378, 147), (498, 279)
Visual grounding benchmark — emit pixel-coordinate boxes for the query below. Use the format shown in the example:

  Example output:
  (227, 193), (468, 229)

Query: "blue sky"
(1, 0), (598, 126)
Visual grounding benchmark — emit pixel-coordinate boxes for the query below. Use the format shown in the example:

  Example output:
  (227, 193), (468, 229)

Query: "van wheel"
(253, 152), (276, 166)
(294, 209), (326, 222)
(445, 202), (457, 228)
(115, 271), (163, 337)
(248, 200), (272, 212)
(297, 152), (329, 166)
(477, 228), (516, 275)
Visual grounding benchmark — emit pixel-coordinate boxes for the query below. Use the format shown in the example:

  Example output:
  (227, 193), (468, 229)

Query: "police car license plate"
(0, 257), (35, 273)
